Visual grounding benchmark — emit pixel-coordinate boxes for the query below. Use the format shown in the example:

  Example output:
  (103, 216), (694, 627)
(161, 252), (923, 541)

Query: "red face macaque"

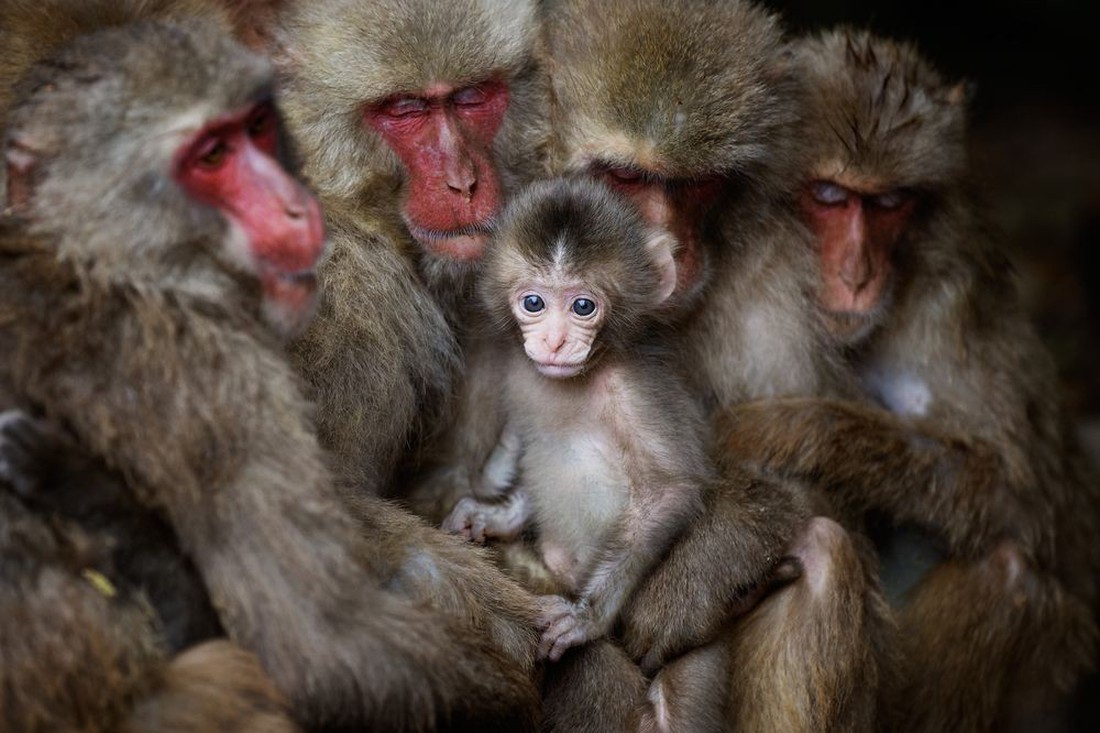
(595, 165), (725, 303)
(0, 19), (538, 729)
(801, 175), (917, 341)
(173, 99), (326, 335)
(365, 80), (508, 261)
(794, 32), (968, 347)
(443, 178), (707, 660)
(273, 0), (545, 283)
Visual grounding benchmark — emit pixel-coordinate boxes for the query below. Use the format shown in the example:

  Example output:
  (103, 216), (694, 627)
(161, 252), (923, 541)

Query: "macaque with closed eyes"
(0, 17), (538, 730)
(536, 2), (893, 730)
(261, 0), (548, 501)
(717, 28), (1100, 730)
(443, 177), (707, 661)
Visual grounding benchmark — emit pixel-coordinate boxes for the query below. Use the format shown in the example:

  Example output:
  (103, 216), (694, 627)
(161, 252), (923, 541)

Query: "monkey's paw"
(0, 410), (48, 496)
(536, 595), (594, 662)
(441, 496), (495, 543)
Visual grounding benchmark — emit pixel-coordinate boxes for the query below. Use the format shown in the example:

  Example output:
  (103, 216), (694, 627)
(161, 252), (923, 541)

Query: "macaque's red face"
(366, 79), (509, 262)
(801, 179), (917, 342)
(175, 101), (326, 336)
(596, 165), (723, 303)
(512, 277), (605, 379)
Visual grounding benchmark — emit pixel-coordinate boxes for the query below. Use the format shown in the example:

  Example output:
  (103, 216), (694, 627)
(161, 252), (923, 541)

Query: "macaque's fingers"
(541, 615), (591, 662)
(469, 512), (490, 544)
(441, 497), (480, 538)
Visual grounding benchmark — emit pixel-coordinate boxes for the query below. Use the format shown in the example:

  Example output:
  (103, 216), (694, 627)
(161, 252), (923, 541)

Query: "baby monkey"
(443, 178), (708, 661)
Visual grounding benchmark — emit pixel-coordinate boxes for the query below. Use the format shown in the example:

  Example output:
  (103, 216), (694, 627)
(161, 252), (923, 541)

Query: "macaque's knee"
(982, 539), (1037, 601)
(787, 516), (855, 598)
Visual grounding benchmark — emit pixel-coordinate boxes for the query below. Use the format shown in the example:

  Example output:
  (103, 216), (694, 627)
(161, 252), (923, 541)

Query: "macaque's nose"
(545, 329), (567, 354)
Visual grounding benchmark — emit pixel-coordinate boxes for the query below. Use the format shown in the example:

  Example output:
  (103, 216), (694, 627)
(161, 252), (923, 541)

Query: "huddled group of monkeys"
(0, 0), (1096, 731)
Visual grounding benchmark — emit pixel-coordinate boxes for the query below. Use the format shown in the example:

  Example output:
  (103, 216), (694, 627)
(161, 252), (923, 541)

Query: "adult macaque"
(443, 178), (706, 661)
(0, 19), (538, 730)
(718, 29), (1100, 729)
(537, 1), (890, 728)
(262, 0), (548, 495)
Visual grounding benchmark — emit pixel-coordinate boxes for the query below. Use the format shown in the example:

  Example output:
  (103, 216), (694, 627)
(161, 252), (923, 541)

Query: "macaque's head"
(794, 28), (969, 344)
(543, 0), (800, 310)
(3, 20), (326, 338)
(273, 0), (544, 267)
(482, 178), (676, 379)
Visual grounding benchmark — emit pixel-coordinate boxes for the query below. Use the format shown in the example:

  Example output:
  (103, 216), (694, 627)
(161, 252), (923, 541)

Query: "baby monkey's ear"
(644, 230), (678, 306)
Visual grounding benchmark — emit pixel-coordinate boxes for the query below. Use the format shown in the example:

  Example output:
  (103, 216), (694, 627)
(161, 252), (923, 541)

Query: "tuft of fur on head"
(793, 27), (969, 191)
(4, 20), (278, 302)
(272, 0), (546, 205)
(481, 177), (664, 357)
(542, 0), (800, 190)
(0, 0), (236, 120)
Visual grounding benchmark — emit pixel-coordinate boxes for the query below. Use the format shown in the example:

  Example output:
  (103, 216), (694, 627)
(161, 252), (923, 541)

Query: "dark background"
(768, 0), (1100, 419)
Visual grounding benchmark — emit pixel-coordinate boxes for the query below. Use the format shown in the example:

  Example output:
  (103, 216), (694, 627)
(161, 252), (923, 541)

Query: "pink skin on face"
(174, 101), (326, 335)
(365, 79), (509, 262)
(600, 166), (723, 301)
(512, 282), (604, 378)
(800, 179), (916, 335)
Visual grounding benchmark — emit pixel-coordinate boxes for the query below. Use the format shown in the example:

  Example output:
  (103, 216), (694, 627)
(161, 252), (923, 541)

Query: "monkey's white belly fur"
(526, 426), (627, 587)
(508, 363), (634, 590)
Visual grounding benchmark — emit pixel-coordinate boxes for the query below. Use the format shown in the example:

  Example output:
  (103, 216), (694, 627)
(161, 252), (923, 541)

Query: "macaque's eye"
(869, 189), (910, 210)
(810, 180), (849, 206)
(571, 298), (596, 317)
(381, 96), (430, 118)
(522, 294), (545, 313)
(452, 85), (488, 107)
(247, 105), (273, 139)
(197, 138), (229, 169)
(605, 166), (645, 185)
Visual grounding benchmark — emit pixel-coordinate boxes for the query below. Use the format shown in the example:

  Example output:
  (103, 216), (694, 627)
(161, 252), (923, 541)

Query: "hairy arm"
(619, 468), (809, 672)
(715, 397), (1029, 558)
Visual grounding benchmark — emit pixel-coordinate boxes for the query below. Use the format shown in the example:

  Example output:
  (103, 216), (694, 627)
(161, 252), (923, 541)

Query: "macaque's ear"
(645, 230), (678, 305)
(767, 43), (796, 81)
(4, 135), (40, 217)
(942, 81), (971, 107)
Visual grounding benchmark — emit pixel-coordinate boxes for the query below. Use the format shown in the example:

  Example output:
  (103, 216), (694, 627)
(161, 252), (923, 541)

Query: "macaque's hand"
(536, 595), (601, 662)
(442, 497), (495, 543)
(441, 493), (529, 544)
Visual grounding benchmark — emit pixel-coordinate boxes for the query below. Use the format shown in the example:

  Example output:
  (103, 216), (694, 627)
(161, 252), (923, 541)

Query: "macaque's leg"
(889, 541), (1098, 732)
(639, 640), (731, 733)
(724, 517), (891, 731)
(541, 639), (647, 733)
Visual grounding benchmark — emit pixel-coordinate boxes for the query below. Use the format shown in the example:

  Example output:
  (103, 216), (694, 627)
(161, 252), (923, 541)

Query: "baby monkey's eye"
(522, 294), (545, 313)
(572, 298), (596, 317)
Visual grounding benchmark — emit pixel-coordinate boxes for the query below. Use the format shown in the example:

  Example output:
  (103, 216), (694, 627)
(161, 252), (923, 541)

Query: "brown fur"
(121, 640), (302, 733)
(540, 640), (647, 733)
(0, 411), (222, 653)
(264, 0), (549, 497)
(453, 178), (707, 661)
(0, 489), (301, 732)
(619, 465), (814, 673)
(715, 27), (1100, 729)
(539, 2), (890, 728)
(0, 20), (539, 730)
